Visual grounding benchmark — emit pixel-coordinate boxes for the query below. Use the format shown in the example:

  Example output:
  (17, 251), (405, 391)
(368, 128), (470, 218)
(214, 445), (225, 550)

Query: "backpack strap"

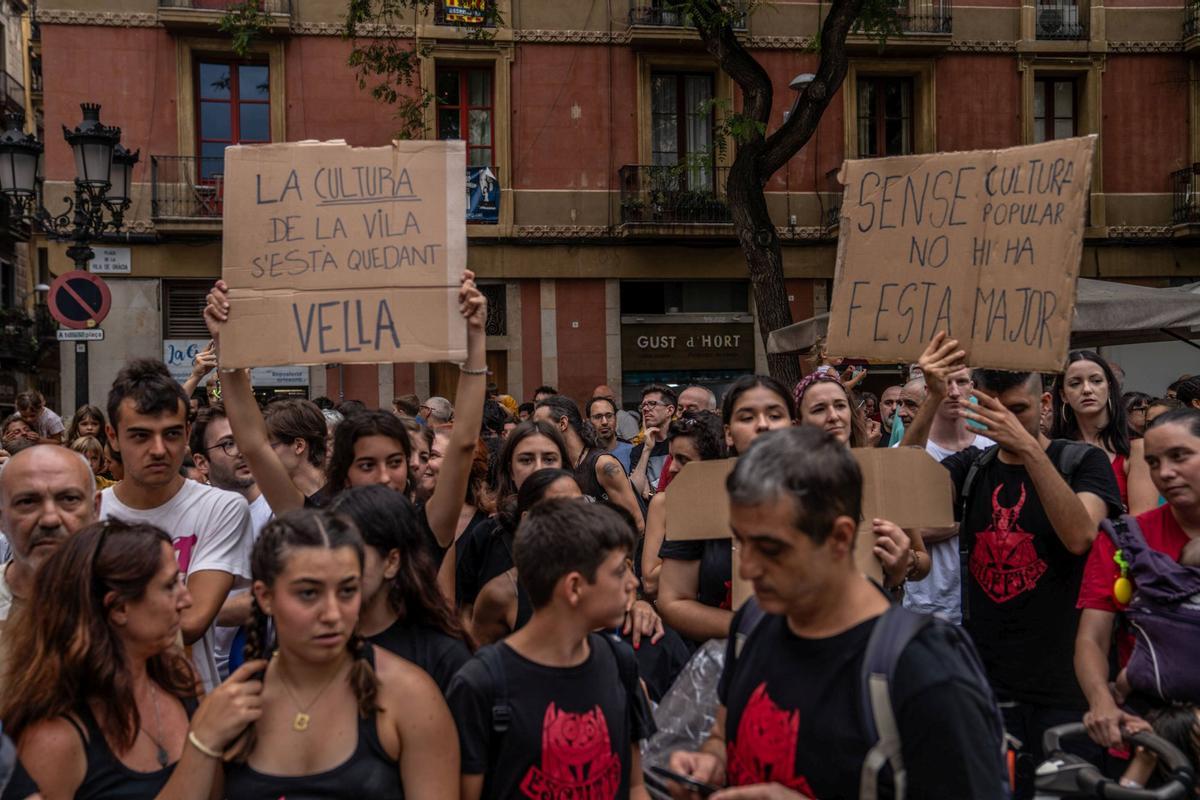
(959, 445), (999, 623)
(1053, 441), (1093, 485)
(733, 596), (767, 660)
(476, 644), (512, 734)
(858, 605), (933, 800)
(599, 632), (640, 701)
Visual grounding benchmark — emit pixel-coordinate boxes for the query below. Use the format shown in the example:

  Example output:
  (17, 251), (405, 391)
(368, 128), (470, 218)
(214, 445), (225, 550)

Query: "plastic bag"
(641, 638), (727, 798)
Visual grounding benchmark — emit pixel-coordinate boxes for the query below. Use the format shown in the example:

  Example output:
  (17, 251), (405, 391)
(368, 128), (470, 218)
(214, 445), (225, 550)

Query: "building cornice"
(36, 9), (158, 26)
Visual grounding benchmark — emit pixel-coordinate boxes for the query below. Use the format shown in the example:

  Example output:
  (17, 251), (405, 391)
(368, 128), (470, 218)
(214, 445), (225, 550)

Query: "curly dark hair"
(668, 410), (726, 460)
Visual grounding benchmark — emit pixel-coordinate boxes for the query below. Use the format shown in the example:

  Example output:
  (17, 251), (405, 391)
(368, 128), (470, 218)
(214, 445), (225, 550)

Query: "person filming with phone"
(664, 426), (1008, 800)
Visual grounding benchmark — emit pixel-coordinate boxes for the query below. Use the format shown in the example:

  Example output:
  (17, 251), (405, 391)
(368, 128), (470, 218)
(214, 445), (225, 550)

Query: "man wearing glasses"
(190, 402), (272, 679)
(1123, 392), (1152, 438)
(586, 395), (634, 473)
(630, 384), (677, 501)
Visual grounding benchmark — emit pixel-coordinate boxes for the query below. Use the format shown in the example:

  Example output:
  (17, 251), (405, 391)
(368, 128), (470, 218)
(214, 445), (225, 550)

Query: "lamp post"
(0, 103), (138, 410)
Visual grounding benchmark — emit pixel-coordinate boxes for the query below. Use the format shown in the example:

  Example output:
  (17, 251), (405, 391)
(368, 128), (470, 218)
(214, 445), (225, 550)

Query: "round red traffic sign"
(48, 270), (112, 330)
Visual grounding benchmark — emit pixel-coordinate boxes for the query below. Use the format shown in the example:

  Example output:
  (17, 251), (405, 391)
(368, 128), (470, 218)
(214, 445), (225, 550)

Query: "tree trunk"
(727, 150), (800, 388)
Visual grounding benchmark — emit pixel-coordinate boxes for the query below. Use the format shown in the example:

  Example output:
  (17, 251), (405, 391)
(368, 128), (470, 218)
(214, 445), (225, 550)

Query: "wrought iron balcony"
(158, 0), (291, 12)
(151, 155), (226, 220)
(1172, 163), (1200, 227)
(0, 71), (24, 114)
(1035, 0), (1087, 40)
(628, 3), (748, 29)
(898, 0), (952, 33)
(1186, 0), (1200, 38)
(619, 164), (731, 226)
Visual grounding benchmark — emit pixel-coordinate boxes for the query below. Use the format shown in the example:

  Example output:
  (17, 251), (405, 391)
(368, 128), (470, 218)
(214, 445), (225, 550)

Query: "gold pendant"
(293, 712), (310, 732)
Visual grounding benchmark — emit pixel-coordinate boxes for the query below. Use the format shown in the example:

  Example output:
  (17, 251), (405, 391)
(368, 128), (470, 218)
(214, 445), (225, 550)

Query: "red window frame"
(195, 59), (270, 180)
(857, 76), (914, 158)
(435, 65), (494, 167)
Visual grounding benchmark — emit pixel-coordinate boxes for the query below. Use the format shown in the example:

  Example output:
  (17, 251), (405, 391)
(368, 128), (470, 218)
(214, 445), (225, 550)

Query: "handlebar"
(1041, 723), (1195, 800)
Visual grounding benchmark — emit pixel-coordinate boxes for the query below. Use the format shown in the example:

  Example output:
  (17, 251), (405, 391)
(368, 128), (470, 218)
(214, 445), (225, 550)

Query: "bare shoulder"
(18, 717), (87, 794)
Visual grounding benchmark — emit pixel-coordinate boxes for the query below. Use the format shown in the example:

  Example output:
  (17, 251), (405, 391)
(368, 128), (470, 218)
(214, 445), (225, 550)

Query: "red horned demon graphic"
(519, 703), (622, 798)
(968, 483), (1047, 603)
(726, 683), (817, 795)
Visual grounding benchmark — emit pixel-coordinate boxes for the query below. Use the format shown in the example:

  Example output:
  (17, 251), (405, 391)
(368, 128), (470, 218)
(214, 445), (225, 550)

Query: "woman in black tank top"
(0, 521), (201, 799)
(176, 510), (458, 800)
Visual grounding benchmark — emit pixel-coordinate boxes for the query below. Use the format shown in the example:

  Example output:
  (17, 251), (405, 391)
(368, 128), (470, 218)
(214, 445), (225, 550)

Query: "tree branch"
(692, 0), (773, 137)
(759, 0), (867, 177)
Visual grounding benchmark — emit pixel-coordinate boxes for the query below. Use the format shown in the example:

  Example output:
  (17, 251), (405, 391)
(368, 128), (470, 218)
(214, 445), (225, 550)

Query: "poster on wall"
(467, 165), (499, 223)
(163, 340), (309, 388)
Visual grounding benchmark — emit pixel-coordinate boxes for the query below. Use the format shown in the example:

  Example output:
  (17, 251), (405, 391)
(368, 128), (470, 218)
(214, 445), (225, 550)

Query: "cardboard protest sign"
(219, 140), (467, 368)
(826, 136), (1096, 372)
(664, 448), (955, 606)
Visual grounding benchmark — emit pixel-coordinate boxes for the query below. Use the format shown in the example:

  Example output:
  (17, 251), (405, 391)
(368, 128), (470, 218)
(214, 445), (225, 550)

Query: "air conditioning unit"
(1037, 4), (1080, 36)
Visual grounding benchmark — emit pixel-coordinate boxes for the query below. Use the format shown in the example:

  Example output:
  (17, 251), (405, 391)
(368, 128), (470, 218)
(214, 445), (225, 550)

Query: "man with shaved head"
(0, 445), (100, 622)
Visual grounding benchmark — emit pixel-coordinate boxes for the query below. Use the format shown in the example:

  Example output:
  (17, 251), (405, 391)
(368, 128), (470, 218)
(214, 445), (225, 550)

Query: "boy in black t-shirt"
(446, 499), (655, 800)
(667, 427), (1008, 800)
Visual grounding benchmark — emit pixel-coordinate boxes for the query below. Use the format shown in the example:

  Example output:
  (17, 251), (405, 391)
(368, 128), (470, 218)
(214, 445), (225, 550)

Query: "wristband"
(459, 364), (487, 375)
(188, 730), (223, 759)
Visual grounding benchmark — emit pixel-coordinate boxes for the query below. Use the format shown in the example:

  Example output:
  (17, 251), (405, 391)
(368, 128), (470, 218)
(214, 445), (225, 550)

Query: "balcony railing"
(898, 0), (952, 32)
(628, 3), (748, 29)
(151, 155), (226, 220)
(619, 164), (731, 226)
(0, 71), (24, 113)
(1186, 0), (1200, 37)
(1172, 164), (1200, 227)
(157, 0), (291, 13)
(1035, 0), (1087, 39)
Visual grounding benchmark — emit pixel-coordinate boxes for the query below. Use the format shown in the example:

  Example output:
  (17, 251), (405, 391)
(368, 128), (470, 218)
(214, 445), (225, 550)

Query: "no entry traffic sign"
(49, 270), (112, 330)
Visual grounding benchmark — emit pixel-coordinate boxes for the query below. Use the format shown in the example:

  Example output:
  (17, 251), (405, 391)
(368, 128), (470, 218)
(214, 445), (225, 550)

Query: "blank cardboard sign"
(826, 136), (1096, 372)
(664, 448), (955, 605)
(219, 139), (467, 369)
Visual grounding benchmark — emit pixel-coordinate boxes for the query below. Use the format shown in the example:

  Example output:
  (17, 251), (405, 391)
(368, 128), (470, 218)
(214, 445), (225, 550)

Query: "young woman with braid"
(330, 485), (472, 694)
(180, 510), (458, 799)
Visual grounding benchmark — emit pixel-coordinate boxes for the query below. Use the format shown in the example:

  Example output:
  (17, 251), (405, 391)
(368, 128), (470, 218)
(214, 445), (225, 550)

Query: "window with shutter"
(162, 281), (212, 339)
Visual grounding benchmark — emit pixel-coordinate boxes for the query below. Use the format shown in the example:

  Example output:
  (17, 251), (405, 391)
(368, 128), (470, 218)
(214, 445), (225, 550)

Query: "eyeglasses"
(640, 400), (668, 412)
(591, 412), (615, 422)
(1128, 405), (1148, 413)
(205, 438), (241, 457)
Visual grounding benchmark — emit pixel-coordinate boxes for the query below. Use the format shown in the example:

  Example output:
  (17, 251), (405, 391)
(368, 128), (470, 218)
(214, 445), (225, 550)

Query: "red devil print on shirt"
(969, 483), (1047, 603)
(726, 683), (817, 795)
(519, 703), (622, 798)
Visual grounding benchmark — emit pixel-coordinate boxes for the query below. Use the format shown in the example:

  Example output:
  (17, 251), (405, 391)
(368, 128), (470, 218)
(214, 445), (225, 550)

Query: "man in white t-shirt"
(100, 360), (252, 692)
(15, 391), (65, 445)
(901, 366), (993, 624)
(190, 402), (272, 677)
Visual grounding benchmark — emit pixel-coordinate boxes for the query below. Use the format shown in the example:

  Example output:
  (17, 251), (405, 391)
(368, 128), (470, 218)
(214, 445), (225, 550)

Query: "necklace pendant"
(156, 745), (169, 769)
(293, 712), (311, 732)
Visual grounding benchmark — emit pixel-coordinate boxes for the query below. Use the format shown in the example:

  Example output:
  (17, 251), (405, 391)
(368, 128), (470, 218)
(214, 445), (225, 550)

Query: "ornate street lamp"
(0, 103), (138, 410)
(0, 103), (138, 269)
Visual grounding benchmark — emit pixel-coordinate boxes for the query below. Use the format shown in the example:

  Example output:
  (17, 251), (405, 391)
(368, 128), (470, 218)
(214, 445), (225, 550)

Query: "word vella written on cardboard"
(218, 140), (468, 369)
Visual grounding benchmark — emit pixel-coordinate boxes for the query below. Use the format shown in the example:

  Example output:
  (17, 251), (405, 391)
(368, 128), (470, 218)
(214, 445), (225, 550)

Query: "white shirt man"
(902, 367), (993, 624)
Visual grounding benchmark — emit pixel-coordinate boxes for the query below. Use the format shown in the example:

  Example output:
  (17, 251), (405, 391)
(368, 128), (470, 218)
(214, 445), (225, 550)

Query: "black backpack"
(475, 631), (641, 752)
(731, 595), (1006, 800)
(957, 441), (1094, 622)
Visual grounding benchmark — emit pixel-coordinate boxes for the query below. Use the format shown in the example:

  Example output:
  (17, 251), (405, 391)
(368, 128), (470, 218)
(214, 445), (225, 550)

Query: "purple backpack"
(1102, 515), (1200, 704)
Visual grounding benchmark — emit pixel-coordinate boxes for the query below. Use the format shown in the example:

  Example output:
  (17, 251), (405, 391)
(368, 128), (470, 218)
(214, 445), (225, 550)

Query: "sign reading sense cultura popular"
(826, 136), (1096, 372)
(218, 140), (468, 369)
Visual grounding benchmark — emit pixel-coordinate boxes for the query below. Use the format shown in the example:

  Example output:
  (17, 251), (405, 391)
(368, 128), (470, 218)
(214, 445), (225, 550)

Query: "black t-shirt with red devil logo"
(943, 441), (1121, 710)
(718, 608), (1007, 799)
(446, 633), (655, 799)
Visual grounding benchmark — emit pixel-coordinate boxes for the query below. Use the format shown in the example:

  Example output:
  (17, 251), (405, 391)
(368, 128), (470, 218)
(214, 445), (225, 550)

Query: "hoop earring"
(1060, 403), (1070, 425)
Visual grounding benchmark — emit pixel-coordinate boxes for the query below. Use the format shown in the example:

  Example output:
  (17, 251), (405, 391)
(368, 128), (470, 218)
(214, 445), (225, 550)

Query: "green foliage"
(852, 0), (905, 46)
(218, 0), (273, 58)
(344, 1), (503, 139)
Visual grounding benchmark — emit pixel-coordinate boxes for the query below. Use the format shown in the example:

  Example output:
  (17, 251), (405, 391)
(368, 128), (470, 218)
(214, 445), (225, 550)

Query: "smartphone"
(965, 395), (988, 431)
(649, 765), (720, 797)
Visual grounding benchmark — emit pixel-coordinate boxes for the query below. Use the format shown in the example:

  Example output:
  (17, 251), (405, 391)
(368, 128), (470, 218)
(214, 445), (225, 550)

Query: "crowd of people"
(0, 272), (1197, 799)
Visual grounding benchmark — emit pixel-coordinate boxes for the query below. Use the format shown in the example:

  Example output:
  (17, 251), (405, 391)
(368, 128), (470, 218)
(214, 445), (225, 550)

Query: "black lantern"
(62, 103), (120, 188)
(108, 143), (140, 207)
(0, 112), (43, 198)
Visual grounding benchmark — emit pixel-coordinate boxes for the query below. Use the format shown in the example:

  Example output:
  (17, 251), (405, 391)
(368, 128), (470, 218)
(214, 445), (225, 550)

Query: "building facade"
(31, 0), (1200, 411)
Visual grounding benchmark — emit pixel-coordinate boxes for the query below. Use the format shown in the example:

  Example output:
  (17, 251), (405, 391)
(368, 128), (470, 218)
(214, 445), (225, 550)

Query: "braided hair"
(239, 509), (376, 761)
